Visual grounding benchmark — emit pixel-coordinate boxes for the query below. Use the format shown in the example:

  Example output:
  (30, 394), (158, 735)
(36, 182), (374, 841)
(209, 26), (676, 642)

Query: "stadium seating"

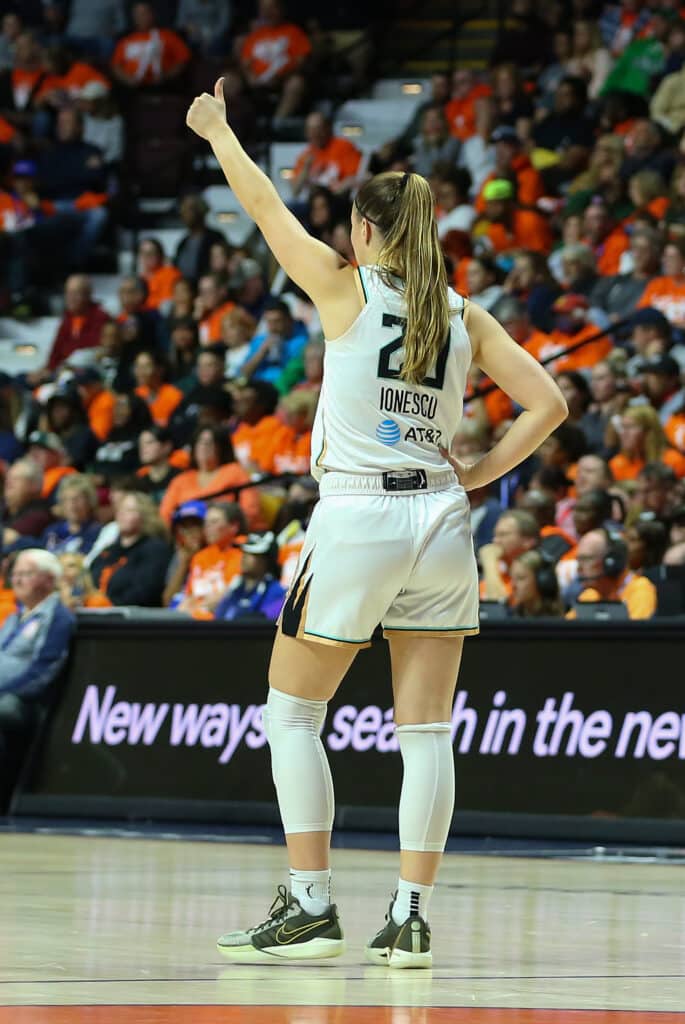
(333, 99), (419, 152)
(202, 186), (256, 248)
(0, 318), (60, 375)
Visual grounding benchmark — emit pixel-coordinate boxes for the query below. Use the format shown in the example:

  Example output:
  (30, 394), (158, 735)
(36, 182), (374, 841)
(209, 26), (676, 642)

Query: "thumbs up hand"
(186, 77), (227, 141)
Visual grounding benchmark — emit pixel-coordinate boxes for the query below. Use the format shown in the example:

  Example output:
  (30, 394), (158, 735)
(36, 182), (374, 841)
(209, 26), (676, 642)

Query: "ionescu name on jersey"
(379, 386), (438, 421)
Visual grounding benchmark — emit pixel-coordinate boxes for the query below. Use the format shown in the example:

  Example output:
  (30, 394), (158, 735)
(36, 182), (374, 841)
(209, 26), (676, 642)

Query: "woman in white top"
(186, 81), (567, 968)
(565, 20), (613, 100)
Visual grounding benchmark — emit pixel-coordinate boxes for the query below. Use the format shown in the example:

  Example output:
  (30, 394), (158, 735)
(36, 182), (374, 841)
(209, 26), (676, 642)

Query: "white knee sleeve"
(397, 722), (455, 852)
(263, 687), (335, 834)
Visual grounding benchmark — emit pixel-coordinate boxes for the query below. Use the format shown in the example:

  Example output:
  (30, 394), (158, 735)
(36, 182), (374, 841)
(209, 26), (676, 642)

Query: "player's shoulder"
(447, 286), (466, 316)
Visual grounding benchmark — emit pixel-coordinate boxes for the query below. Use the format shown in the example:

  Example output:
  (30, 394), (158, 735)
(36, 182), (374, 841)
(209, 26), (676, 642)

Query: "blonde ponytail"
(355, 171), (451, 385)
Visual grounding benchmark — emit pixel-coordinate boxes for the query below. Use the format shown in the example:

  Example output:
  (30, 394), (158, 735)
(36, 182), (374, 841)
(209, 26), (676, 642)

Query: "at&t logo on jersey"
(376, 419), (401, 446)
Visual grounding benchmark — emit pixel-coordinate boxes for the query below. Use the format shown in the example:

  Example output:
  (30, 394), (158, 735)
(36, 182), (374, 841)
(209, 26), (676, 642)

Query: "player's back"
(311, 265), (472, 478)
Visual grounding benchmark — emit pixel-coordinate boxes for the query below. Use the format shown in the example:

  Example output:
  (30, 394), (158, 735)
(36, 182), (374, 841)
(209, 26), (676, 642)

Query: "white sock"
(290, 868), (331, 915)
(392, 877), (433, 924)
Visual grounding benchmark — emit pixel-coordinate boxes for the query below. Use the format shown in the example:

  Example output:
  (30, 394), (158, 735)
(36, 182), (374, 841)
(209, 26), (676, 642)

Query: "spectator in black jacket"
(174, 195), (225, 284)
(91, 392), (152, 482)
(90, 491), (172, 606)
(44, 388), (98, 470)
(37, 107), (109, 265)
(137, 425), (181, 504)
(170, 345), (233, 445)
(533, 77), (596, 189)
(39, 109), (106, 200)
(116, 275), (162, 366)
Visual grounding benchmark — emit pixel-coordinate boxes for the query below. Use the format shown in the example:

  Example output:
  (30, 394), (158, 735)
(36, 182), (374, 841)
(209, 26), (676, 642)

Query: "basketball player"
(186, 82), (567, 968)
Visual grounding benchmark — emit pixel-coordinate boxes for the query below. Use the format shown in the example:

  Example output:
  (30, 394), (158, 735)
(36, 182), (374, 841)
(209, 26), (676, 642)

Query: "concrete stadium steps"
(379, 6), (501, 75)
(380, 19), (455, 75)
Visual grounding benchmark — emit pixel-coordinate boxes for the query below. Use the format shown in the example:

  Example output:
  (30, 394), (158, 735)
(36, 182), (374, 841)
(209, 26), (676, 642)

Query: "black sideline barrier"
(11, 617), (685, 842)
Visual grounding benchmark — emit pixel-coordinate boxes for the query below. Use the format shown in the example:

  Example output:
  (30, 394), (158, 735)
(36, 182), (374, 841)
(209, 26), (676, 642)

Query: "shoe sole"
(388, 948), (433, 969)
(217, 937), (346, 963)
(365, 945), (433, 969)
(365, 945), (391, 965)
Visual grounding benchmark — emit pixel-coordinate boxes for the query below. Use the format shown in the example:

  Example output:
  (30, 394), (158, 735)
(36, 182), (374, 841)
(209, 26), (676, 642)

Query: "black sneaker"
(217, 885), (345, 963)
(365, 894), (432, 969)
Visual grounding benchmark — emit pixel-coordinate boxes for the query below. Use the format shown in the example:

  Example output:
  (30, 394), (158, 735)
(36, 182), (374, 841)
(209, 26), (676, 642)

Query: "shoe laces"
(248, 885), (297, 936)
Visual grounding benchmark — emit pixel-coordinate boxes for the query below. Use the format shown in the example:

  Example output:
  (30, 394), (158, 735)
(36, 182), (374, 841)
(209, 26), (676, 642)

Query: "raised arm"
(186, 80), (353, 309)
(443, 302), (568, 490)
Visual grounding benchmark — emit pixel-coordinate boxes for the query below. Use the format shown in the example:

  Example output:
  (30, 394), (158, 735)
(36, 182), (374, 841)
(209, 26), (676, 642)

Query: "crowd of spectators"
(1, 0), (685, 667)
(0, 0), (370, 309)
(379, 0), (685, 624)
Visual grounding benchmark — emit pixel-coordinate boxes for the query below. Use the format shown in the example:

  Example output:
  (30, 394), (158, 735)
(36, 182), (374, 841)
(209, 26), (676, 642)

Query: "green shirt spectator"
(600, 38), (664, 98)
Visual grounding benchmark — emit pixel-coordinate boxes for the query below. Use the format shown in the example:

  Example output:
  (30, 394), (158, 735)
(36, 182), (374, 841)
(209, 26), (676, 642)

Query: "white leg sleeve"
(263, 687), (335, 835)
(396, 722), (455, 852)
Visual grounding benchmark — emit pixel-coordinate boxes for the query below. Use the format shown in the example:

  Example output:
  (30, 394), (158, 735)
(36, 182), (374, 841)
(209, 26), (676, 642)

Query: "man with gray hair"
(0, 549), (75, 805)
(492, 297), (553, 354)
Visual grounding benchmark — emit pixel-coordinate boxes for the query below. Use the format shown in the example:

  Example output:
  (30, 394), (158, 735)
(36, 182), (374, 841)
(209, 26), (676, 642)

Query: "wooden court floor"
(1, 832), (684, 1022)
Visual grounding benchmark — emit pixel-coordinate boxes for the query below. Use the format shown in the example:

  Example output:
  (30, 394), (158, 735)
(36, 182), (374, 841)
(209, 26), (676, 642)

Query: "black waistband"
(381, 470), (428, 492)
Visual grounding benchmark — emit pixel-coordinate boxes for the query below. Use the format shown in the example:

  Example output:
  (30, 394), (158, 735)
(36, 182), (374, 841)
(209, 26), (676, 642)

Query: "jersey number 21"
(377, 314), (448, 390)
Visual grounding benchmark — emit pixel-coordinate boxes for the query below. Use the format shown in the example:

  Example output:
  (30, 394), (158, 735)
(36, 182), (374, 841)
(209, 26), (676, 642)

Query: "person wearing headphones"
(510, 549), (564, 618)
(568, 528), (657, 619)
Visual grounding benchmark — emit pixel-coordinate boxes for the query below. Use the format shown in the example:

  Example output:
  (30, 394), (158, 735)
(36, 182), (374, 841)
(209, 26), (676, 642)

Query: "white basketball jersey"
(311, 265), (472, 479)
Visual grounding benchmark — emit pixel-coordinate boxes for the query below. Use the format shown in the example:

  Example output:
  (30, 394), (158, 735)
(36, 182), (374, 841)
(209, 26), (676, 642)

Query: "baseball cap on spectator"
(630, 307), (671, 331)
(636, 354), (681, 376)
(490, 125), (520, 146)
(483, 179), (515, 201)
(241, 531), (277, 556)
(27, 430), (65, 453)
(172, 500), (207, 523)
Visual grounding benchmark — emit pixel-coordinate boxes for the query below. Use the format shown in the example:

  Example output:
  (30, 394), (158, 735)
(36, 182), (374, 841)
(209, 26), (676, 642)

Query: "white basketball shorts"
(279, 471), (479, 647)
